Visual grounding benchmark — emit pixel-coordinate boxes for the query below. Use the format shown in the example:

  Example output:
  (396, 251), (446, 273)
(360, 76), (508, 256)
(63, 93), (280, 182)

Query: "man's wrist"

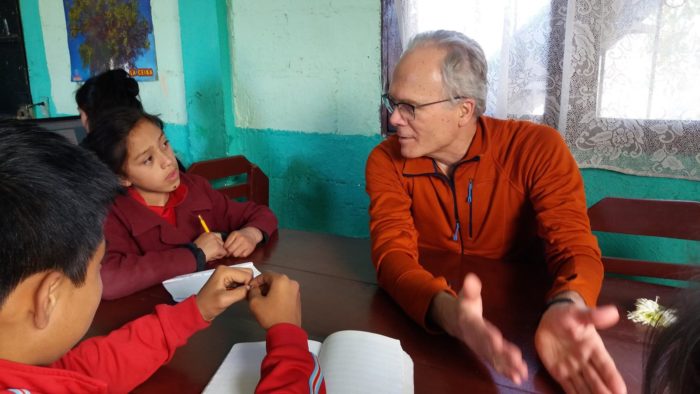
(542, 290), (585, 316)
(428, 291), (457, 335)
(543, 297), (574, 312)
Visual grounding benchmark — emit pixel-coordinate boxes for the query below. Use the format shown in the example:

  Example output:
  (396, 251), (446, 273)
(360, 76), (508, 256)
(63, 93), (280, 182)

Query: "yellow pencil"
(197, 214), (211, 233)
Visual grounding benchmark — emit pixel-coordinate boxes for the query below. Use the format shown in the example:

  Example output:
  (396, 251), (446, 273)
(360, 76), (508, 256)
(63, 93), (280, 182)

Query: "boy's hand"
(224, 227), (263, 258)
(194, 232), (227, 262)
(248, 271), (301, 329)
(196, 266), (253, 321)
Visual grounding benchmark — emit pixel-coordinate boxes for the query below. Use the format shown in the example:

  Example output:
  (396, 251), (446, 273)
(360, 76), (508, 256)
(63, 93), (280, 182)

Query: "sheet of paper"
(204, 330), (413, 394)
(202, 340), (322, 394)
(318, 330), (414, 394)
(162, 262), (261, 302)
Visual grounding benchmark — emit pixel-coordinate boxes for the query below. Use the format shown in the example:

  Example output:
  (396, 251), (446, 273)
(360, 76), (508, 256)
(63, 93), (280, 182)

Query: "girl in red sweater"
(82, 107), (278, 299)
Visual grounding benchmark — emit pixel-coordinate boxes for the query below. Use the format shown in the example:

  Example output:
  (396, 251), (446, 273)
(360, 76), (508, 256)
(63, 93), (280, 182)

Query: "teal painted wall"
(19, 0), (55, 116)
(18, 0), (700, 267)
(222, 0), (381, 236)
(177, 0), (229, 163)
(230, 128), (381, 236)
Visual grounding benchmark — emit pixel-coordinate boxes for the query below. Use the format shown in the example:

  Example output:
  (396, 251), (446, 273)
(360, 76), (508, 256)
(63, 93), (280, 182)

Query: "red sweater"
(366, 116), (603, 327)
(0, 298), (324, 393)
(102, 172), (278, 299)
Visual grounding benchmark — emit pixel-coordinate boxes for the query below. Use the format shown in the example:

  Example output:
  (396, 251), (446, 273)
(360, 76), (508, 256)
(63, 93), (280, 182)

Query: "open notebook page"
(318, 330), (413, 394)
(202, 340), (322, 394)
(203, 331), (412, 394)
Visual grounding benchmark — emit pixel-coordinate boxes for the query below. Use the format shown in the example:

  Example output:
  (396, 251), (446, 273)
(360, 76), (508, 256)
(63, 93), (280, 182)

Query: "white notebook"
(162, 262), (261, 302)
(203, 330), (414, 394)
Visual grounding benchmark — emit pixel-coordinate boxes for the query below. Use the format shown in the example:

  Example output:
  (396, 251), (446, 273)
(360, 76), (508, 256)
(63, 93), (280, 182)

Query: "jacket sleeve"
(523, 126), (604, 306)
(255, 324), (326, 394)
(196, 175), (278, 239)
(50, 296), (209, 394)
(365, 145), (455, 328)
(101, 209), (197, 300)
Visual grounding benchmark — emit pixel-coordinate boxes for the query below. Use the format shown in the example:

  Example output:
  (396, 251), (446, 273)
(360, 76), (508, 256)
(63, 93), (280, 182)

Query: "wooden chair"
(187, 155), (269, 206)
(587, 197), (700, 280)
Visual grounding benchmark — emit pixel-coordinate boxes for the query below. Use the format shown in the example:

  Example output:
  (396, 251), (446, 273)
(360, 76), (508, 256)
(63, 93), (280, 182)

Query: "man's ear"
(457, 98), (477, 126)
(33, 271), (65, 330)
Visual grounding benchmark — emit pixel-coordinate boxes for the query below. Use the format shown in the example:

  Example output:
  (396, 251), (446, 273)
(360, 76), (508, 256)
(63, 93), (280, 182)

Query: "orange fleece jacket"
(366, 116), (603, 327)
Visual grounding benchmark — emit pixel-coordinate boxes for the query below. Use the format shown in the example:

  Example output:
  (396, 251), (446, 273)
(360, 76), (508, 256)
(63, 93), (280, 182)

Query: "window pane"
(598, 0), (700, 120)
(405, 0), (553, 118)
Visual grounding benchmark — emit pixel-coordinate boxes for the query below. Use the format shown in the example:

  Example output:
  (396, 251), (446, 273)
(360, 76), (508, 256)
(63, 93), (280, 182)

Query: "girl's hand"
(224, 227), (263, 257)
(193, 232), (226, 261)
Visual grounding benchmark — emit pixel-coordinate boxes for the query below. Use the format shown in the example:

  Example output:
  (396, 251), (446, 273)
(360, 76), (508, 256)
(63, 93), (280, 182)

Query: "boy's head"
(0, 122), (119, 364)
(83, 107), (180, 204)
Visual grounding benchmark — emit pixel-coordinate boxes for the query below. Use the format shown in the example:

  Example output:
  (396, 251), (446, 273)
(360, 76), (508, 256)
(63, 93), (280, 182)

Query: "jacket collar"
(112, 173), (212, 244)
(401, 117), (487, 176)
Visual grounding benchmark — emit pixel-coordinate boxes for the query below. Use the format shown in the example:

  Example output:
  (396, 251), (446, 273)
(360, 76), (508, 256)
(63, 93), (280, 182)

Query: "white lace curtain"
(396, 0), (700, 180)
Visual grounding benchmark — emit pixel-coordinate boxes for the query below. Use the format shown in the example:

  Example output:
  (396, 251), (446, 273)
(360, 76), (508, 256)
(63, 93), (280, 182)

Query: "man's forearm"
(428, 291), (459, 336)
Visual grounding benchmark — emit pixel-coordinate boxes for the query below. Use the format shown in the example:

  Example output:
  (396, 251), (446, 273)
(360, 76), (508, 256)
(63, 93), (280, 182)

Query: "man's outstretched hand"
(535, 295), (626, 394)
(430, 273), (529, 385)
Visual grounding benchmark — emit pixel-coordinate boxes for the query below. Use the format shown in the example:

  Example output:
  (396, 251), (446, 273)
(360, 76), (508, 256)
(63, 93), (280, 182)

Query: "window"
(382, 0), (700, 180)
(597, 1), (700, 120)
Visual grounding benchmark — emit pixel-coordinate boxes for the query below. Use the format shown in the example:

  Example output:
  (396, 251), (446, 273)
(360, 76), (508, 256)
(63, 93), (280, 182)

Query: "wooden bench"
(587, 197), (700, 280)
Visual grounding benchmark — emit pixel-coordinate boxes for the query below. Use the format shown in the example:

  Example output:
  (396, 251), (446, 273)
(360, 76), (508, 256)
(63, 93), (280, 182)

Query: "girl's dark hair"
(75, 69), (143, 120)
(82, 107), (164, 177)
(644, 286), (700, 394)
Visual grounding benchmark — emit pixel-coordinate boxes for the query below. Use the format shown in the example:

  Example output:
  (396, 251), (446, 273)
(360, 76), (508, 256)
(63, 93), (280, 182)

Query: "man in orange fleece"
(366, 30), (626, 393)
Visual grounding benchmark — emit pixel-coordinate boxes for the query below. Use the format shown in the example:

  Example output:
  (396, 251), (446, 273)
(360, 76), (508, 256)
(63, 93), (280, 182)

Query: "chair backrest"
(187, 155), (269, 206)
(587, 197), (700, 280)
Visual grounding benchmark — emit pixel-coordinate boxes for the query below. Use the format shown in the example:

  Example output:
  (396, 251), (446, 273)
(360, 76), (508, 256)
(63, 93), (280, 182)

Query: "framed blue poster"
(63, 0), (158, 81)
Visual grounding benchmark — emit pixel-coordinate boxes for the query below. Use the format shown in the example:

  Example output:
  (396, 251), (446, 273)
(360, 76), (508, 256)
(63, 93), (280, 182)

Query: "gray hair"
(403, 30), (488, 117)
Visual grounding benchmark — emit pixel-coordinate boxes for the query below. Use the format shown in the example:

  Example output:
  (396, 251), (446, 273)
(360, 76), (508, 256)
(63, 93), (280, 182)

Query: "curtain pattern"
(564, 0), (700, 180)
(396, 0), (700, 180)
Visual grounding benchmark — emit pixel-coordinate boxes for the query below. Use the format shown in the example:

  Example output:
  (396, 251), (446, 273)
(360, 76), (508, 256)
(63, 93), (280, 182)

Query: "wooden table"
(87, 229), (677, 393)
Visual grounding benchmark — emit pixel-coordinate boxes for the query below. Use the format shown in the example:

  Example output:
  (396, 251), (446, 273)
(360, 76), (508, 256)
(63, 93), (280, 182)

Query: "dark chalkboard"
(0, 0), (32, 117)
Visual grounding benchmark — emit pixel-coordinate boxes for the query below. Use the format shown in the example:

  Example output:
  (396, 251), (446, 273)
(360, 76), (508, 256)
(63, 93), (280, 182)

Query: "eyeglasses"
(381, 94), (465, 119)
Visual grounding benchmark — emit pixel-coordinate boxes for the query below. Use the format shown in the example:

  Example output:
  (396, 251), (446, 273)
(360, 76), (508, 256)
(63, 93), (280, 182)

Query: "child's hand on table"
(224, 227), (263, 257)
(194, 232), (227, 261)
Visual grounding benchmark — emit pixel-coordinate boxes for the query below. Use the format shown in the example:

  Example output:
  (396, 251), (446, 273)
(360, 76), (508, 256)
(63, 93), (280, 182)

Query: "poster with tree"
(63, 0), (158, 82)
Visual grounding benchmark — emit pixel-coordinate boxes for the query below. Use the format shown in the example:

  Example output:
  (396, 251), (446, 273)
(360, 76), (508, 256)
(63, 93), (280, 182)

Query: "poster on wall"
(63, 0), (158, 82)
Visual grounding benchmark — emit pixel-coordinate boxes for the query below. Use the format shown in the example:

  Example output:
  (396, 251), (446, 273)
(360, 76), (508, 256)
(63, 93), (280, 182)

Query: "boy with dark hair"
(0, 123), (324, 393)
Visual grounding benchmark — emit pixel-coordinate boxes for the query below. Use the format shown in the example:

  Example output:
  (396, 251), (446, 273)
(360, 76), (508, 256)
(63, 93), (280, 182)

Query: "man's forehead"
(390, 46), (446, 99)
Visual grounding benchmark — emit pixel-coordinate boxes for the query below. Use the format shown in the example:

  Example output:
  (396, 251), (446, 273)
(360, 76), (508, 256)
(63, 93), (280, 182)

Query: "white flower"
(627, 297), (677, 327)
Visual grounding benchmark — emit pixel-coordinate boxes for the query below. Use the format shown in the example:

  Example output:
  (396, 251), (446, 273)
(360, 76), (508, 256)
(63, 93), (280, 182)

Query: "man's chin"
(400, 146), (423, 160)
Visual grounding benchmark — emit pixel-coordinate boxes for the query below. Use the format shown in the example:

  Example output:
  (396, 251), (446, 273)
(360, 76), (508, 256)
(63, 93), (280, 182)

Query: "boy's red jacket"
(0, 297), (325, 394)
